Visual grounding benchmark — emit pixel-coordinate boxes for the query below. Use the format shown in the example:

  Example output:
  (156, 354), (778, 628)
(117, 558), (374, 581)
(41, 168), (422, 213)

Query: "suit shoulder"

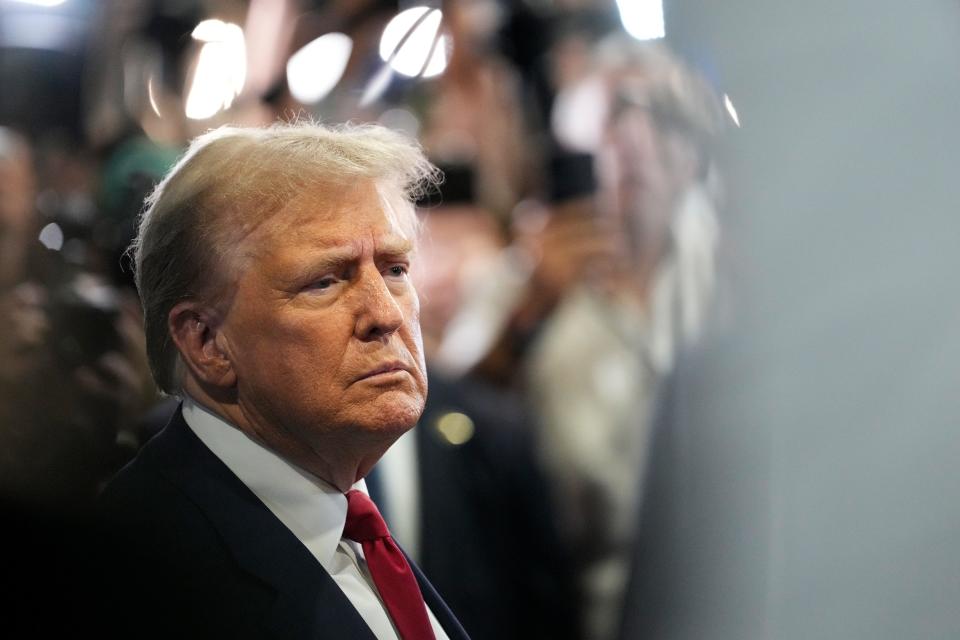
(93, 440), (276, 638)
(97, 435), (227, 562)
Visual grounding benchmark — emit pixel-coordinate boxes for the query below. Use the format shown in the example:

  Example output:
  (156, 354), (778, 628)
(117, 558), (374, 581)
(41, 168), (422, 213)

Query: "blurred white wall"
(627, 2), (960, 638)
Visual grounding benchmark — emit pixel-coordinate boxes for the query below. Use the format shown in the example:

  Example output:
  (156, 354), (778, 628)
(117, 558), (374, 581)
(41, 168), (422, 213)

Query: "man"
(524, 54), (723, 640)
(96, 122), (468, 640)
(442, 41), (723, 640)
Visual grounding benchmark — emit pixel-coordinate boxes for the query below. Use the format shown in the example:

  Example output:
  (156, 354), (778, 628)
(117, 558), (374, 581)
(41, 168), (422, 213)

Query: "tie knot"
(343, 489), (391, 542)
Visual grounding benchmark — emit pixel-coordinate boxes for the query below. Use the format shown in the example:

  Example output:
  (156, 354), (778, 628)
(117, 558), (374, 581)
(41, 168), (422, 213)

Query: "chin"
(364, 395), (425, 434)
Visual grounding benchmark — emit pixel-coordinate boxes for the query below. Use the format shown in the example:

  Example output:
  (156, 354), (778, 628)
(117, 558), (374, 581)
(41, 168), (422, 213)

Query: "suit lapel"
(407, 548), (472, 640)
(148, 411), (377, 640)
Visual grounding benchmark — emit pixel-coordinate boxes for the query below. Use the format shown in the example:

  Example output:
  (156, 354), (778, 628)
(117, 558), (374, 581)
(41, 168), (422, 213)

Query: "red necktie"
(343, 489), (437, 640)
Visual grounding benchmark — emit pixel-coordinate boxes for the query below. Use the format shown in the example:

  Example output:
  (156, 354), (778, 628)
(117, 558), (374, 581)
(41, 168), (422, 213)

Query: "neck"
(182, 378), (393, 493)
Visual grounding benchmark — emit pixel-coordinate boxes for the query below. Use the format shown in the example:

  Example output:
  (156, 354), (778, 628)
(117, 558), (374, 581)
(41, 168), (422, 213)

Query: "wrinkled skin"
(181, 179), (428, 490)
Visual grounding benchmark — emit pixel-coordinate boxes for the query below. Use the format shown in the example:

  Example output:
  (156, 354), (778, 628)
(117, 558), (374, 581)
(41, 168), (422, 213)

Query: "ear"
(168, 301), (237, 389)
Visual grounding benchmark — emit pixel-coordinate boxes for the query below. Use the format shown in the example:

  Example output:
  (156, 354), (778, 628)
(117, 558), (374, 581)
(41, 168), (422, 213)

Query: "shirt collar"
(180, 395), (367, 573)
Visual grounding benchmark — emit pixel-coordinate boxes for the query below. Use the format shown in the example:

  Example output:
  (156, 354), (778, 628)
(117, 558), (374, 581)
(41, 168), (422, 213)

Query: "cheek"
(230, 309), (343, 381)
(403, 300), (428, 373)
(402, 287), (421, 330)
(410, 321), (425, 358)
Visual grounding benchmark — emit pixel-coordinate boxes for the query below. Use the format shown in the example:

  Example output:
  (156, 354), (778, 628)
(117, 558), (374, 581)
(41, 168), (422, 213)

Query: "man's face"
(218, 178), (427, 452)
(413, 205), (501, 354)
(608, 105), (697, 237)
(609, 107), (671, 228)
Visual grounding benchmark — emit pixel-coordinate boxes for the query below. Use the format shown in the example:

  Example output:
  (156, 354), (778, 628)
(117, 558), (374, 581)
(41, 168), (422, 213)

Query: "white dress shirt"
(374, 427), (422, 561)
(181, 396), (450, 640)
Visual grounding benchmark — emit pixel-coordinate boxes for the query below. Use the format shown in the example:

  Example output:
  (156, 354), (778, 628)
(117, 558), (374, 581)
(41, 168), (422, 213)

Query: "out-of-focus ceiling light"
(38, 222), (64, 251)
(9, 0), (68, 6)
(147, 74), (162, 117)
(551, 76), (609, 153)
(360, 64), (394, 108)
(0, 0), (83, 50)
(191, 19), (231, 42)
(185, 20), (246, 120)
(616, 0), (665, 41)
(379, 6), (448, 78)
(286, 32), (352, 104)
(724, 93), (741, 127)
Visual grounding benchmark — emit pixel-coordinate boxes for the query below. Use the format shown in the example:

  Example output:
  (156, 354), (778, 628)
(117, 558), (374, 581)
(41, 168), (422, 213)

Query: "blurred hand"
(0, 283), (49, 384)
(472, 203), (630, 387)
(522, 207), (627, 320)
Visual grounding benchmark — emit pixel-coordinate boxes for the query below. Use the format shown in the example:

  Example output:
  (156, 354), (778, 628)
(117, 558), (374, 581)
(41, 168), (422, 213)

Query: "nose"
(354, 266), (404, 342)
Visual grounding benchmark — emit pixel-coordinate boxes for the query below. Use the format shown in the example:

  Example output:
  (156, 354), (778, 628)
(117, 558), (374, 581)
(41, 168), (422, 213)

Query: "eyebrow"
(376, 237), (414, 257)
(297, 234), (412, 254)
(279, 236), (414, 287)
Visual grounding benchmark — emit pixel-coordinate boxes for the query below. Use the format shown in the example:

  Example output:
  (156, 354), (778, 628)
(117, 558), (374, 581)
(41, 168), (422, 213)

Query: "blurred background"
(2, 0), (960, 638)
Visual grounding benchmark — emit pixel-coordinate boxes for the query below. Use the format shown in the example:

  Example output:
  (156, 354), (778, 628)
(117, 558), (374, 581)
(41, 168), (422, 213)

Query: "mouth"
(355, 361), (410, 382)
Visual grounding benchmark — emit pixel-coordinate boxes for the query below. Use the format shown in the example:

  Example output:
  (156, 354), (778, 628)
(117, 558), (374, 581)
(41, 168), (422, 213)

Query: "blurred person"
(0, 128), (44, 414)
(413, 164), (505, 365)
(417, 0), (537, 217)
(96, 122), (469, 640)
(616, 2), (960, 639)
(373, 164), (582, 640)
(0, 127), (36, 288)
(0, 127), (157, 635)
(527, 43), (724, 640)
(441, 40), (725, 640)
(437, 153), (623, 381)
(0, 128), (146, 511)
(98, 129), (182, 288)
(429, 152), (622, 640)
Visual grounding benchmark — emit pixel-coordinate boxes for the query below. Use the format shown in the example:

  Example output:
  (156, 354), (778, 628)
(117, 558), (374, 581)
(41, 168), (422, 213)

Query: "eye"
(305, 276), (338, 291)
(385, 264), (408, 278)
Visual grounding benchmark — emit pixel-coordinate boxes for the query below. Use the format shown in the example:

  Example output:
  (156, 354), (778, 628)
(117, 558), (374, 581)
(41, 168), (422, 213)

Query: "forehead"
(288, 178), (408, 229)
(242, 178), (414, 259)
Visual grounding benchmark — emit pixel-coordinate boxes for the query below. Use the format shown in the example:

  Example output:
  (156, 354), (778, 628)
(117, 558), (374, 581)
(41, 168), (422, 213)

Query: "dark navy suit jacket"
(408, 371), (581, 640)
(96, 408), (470, 640)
